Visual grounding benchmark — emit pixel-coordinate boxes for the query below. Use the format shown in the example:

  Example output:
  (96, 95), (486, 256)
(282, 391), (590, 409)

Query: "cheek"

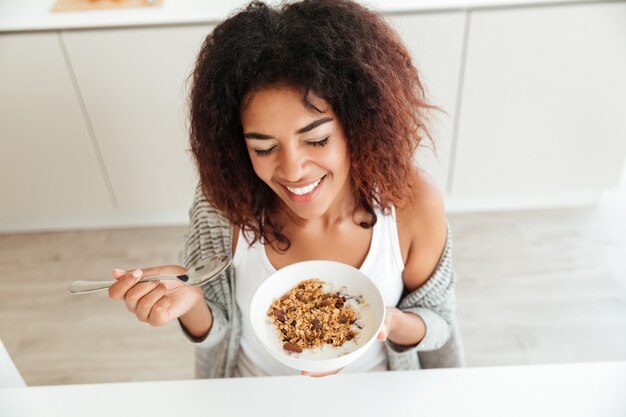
(324, 145), (350, 177)
(249, 156), (274, 183)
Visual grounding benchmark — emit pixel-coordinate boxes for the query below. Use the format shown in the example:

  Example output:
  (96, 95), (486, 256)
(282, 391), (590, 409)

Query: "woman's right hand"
(108, 265), (204, 327)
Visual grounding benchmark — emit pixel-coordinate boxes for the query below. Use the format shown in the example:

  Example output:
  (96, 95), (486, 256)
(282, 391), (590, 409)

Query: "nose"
(277, 143), (306, 182)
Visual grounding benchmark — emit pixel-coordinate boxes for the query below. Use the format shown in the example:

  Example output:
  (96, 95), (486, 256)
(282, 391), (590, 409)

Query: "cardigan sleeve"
(177, 183), (234, 349)
(385, 222), (457, 353)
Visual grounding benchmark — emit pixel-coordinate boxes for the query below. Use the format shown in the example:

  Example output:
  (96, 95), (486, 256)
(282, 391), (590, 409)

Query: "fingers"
(141, 265), (189, 290)
(112, 268), (127, 279)
(112, 265), (186, 280)
(123, 280), (157, 311)
(135, 283), (167, 321)
(377, 328), (388, 342)
(301, 368), (342, 377)
(108, 269), (143, 300)
(138, 265), (187, 278)
(377, 307), (395, 342)
(147, 296), (172, 327)
(109, 265), (187, 300)
(115, 276), (171, 326)
(109, 268), (161, 316)
(108, 264), (188, 327)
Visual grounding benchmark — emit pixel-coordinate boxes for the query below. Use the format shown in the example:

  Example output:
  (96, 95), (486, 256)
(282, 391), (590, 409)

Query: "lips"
(280, 175), (326, 203)
(285, 178), (322, 195)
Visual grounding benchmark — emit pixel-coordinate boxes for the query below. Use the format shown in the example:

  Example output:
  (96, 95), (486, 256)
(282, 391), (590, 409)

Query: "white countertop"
(1, 361), (625, 417)
(0, 0), (611, 33)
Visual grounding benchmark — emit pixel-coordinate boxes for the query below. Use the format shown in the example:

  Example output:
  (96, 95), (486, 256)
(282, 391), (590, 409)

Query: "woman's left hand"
(376, 306), (398, 342)
(301, 307), (398, 377)
(301, 368), (342, 377)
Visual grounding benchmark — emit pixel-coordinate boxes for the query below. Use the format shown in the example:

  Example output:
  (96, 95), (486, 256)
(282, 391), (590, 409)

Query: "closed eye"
(253, 137), (328, 157)
(307, 137), (329, 147)
(254, 146), (276, 157)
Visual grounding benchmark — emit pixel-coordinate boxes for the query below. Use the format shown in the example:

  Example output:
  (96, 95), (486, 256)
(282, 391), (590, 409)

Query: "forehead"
(240, 87), (331, 129)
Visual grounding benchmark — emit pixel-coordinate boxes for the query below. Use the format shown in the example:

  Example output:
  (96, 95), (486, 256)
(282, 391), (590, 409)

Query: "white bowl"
(249, 260), (386, 373)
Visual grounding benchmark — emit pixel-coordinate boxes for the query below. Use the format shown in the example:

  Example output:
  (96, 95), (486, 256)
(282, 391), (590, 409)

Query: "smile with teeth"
(285, 177), (323, 195)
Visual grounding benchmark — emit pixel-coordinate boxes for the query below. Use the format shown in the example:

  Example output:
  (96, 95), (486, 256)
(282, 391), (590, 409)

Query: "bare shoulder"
(396, 169), (447, 292)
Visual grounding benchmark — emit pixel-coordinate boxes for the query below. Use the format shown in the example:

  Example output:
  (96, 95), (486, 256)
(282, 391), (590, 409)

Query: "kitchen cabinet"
(451, 2), (626, 202)
(0, 32), (113, 231)
(60, 13), (466, 219)
(61, 25), (209, 217)
(1, 1), (625, 232)
(387, 12), (467, 192)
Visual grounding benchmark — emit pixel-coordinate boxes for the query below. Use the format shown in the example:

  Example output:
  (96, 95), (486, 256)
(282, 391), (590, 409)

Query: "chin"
(283, 200), (329, 220)
(288, 206), (325, 220)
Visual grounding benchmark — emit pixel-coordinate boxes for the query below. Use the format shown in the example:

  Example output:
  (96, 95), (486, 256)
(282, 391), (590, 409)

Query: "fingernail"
(113, 268), (127, 274)
(132, 269), (142, 278)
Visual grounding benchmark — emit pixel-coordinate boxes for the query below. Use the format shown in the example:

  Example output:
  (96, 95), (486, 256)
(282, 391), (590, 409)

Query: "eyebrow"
(243, 117), (334, 140)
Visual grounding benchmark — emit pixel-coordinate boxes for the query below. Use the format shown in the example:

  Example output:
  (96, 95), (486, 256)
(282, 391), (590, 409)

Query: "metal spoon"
(67, 254), (231, 294)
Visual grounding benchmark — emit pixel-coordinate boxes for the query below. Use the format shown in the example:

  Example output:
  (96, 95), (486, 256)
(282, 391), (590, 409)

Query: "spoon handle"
(68, 276), (180, 294)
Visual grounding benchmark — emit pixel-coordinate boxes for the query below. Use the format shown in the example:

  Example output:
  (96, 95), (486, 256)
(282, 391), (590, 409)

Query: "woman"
(108, 0), (462, 378)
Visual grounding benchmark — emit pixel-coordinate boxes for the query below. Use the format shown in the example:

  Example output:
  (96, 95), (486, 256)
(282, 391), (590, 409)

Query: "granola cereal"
(266, 278), (365, 353)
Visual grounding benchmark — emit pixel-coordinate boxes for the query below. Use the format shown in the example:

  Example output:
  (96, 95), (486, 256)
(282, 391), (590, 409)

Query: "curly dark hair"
(189, 0), (438, 249)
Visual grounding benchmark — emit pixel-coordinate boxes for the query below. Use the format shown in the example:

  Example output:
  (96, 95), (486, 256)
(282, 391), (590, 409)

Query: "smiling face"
(241, 86), (353, 221)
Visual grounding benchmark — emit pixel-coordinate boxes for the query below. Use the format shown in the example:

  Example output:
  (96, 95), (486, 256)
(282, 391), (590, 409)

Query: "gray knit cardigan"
(178, 184), (465, 378)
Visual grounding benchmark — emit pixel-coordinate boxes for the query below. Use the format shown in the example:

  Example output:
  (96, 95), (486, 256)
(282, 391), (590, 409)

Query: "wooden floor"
(1, 192), (625, 386)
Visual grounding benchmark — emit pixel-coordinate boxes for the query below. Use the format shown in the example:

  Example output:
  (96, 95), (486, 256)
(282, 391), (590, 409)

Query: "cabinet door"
(452, 3), (626, 198)
(61, 25), (211, 217)
(386, 12), (467, 192)
(0, 33), (113, 231)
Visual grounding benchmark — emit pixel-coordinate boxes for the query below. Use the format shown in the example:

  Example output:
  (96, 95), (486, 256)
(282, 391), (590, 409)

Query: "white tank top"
(233, 206), (405, 377)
